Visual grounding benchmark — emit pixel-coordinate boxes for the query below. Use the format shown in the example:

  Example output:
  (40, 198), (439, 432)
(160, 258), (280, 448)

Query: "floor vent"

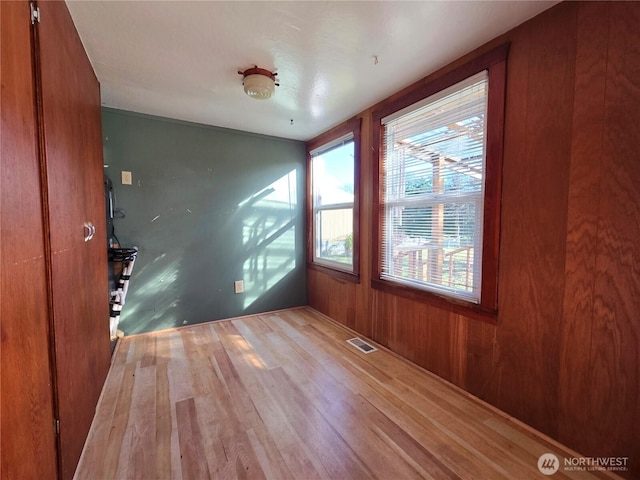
(347, 337), (378, 354)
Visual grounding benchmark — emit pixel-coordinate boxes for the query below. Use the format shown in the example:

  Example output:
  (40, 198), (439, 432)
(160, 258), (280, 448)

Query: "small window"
(372, 45), (507, 318)
(307, 118), (361, 279)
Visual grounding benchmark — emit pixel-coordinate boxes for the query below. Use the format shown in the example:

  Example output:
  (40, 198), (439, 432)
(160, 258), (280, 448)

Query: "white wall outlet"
(234, 280), (244, 294)
(121, 171), (132, 185)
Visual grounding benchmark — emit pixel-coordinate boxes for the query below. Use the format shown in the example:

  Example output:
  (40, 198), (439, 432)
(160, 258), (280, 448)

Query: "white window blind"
(380, 71), (488, 302)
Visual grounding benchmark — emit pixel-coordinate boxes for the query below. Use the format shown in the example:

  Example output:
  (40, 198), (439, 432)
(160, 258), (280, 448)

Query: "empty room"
(1, 0), (638, 479)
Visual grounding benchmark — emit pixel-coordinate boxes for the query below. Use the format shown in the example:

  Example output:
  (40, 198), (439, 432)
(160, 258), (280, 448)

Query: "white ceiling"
(66, 1), (557, 141)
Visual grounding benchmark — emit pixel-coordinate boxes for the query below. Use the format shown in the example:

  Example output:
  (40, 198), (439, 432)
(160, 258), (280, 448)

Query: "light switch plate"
(121, 171), (132, 185)
(234, 280), (244, 294)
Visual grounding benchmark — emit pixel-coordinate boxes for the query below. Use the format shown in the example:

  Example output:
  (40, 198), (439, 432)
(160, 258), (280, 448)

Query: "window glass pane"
(381, 71), (487, 302)
(312, 141), (354, 207)
(382, 201), (480, 296)
(314, 208), (354, 266)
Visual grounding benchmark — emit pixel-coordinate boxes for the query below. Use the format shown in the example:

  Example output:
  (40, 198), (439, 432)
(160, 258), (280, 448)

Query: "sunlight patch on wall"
(119, 253), (183, 334)
(238, 170), (298, 310)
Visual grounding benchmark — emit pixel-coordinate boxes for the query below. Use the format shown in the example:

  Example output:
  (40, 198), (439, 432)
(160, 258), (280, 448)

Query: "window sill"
(308, 262), (360, 284)
(370, 278), (497, 324)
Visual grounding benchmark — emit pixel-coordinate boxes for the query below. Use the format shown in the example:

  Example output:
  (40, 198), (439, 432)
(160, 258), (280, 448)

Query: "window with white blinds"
(380, 71), (488, 303)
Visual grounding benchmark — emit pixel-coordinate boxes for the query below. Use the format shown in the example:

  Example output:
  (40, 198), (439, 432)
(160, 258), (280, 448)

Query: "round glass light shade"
(243, 74), (275, 99)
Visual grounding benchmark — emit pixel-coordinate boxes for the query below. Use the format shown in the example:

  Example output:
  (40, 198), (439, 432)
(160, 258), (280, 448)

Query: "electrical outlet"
(234, 280), (244, 294)
(121, 171), (132, 185)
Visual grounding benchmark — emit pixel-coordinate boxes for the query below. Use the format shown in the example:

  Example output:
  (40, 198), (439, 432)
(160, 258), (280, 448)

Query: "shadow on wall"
(102, 109), (306, 335)
(120, 170), (298, 334)
(237, 170), (298, 310)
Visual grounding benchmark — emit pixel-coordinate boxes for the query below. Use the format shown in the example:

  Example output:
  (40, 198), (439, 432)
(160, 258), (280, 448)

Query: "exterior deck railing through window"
(392, 244), (474, 292)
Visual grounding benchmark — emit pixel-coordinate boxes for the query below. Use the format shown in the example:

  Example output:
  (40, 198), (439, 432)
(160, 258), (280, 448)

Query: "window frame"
(371, 44), (508, 321)
(307, 116), (361, 282)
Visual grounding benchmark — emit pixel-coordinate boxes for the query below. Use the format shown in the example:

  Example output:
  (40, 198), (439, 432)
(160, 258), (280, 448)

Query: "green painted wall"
(102, 108), (307, 334)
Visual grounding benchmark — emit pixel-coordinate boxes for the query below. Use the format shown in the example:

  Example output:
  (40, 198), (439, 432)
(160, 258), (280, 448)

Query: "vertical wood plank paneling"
(371, 290), (393, 348)
(495, 3), (577, 436)
(588, 0), (640, 465)
(355, 113), (373, 338)
(465, 318), (497, 403)
(422, 305), (453, 381)
(558, 0), (609, 452)
(383, 295), (412, 361)
(307, 270), (322, 311)
(491, 9), (531, 426)
(449, 315), (468, 388)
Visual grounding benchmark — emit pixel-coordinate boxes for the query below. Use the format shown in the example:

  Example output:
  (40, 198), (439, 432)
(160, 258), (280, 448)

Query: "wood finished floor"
(75, 307), (616, 479)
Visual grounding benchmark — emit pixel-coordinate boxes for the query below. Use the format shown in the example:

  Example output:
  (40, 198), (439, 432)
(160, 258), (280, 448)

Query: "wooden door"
(0, 1), (59, 478)
(35, 1), (111, 477)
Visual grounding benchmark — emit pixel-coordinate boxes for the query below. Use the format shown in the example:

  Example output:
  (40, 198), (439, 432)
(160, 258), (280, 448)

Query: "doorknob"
(84, 222), (96, 241)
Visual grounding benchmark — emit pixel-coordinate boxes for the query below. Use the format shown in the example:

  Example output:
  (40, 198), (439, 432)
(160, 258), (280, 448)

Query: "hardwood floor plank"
(167, 331), (194, 403)
(101, 362), (136, 478)
(176, 397), (211, 479)
(260, 365), (374, 480)
(113, 337), (131, 366)
(74, 362), (125, 479)
(155, 362), (172, 480)
(224, 359), (328, 477)
(140, 335), (157, 367)
(193, 393), (231, 474)
(76, 307), (622, 480)
(167, 331), (191, 480)
(278, 441), (331, 480)
(220, 430), (266, 480)
(212, 326), (264, 430)
(232, 318), (280, 369)
(246, 427), (295, 480)
(125, 364), (157, 480)
(255, 330), (426, 478)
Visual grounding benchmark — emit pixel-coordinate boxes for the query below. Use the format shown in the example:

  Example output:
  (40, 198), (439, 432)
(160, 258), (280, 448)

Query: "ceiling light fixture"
(238, 66), (279, 100)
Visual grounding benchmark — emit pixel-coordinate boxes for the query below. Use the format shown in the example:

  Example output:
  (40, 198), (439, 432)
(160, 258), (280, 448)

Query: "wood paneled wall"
(308, 2), (640, 477)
